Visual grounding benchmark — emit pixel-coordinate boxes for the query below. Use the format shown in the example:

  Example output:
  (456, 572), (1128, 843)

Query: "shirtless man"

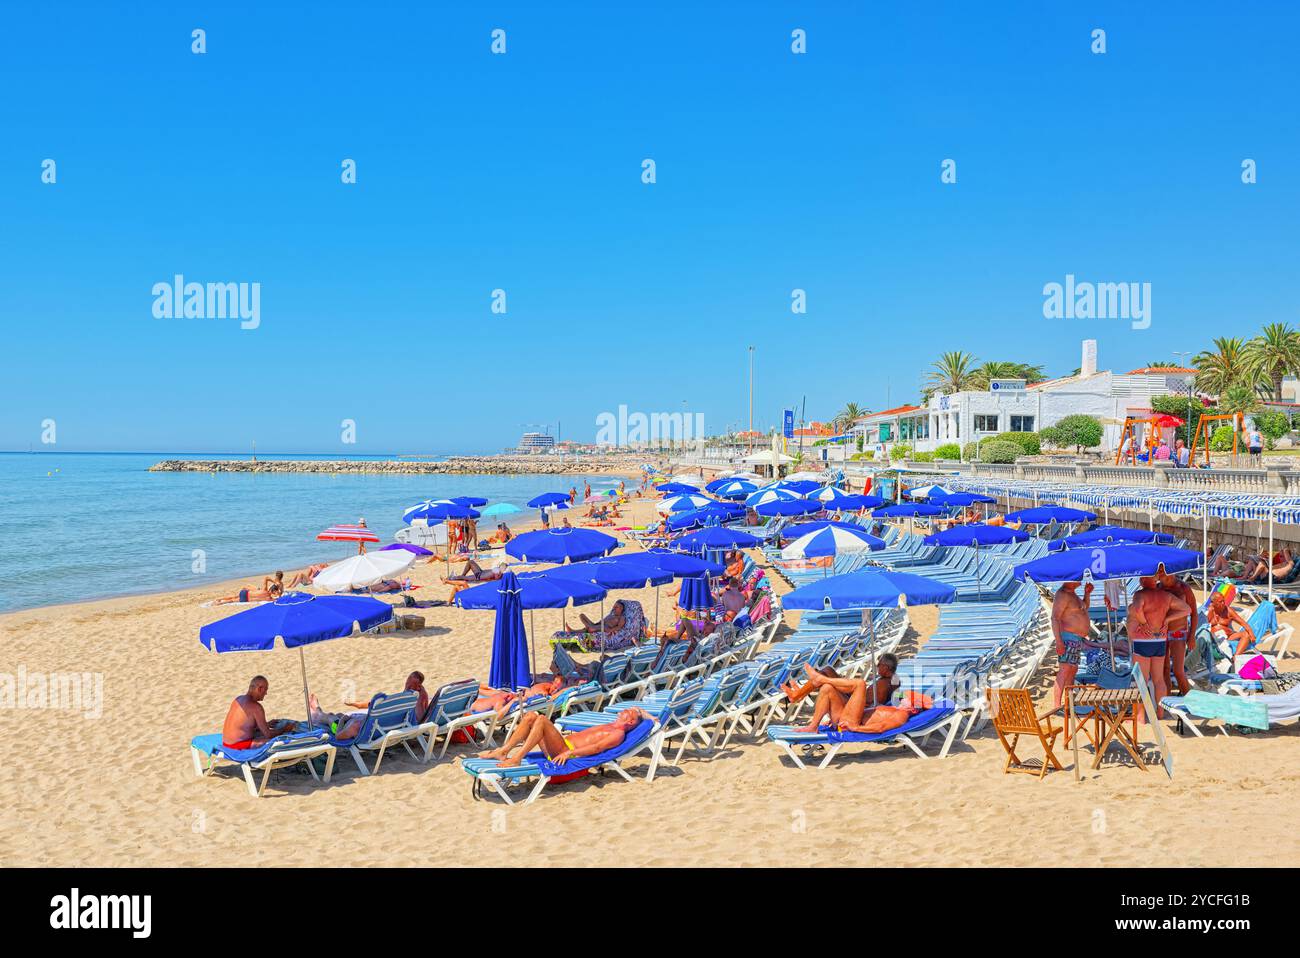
(572, 600), (626, 636)
(480, 707), (649, 768)
(444, 558), (505, 584)
(471, 674), (580, 718)
(1156, 569), (1197, 696)
(1051, 581), (1093, 709)
(717, 578), (747, 620)
(786, 657), (900, 733)
(222, 676), (297, 749)
(1207, 592), (1256, 658)
(1128, 576), (1192, 722)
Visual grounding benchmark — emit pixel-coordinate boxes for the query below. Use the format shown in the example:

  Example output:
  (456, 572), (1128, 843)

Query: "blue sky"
(2, 2), (1297, 453)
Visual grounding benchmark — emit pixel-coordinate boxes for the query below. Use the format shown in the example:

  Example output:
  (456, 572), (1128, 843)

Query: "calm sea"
(0, 452), (623, 614)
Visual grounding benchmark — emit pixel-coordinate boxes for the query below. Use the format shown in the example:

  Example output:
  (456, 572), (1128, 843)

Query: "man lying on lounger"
(565, 600), (626, 636)
(479, 706), (649, 768)
(471, 674), (584, 717)
(444, 559), (506, 584)
(783, 656), (900, 733)
(306, 671), (431, 739)
(222, 676), (298, 749)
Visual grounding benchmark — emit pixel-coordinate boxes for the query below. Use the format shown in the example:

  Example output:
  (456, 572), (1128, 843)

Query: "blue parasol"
(505, 527), (619, 564)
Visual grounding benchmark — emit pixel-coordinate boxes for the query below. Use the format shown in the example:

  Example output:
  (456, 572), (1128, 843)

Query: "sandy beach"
(1, 493), (1296, 869)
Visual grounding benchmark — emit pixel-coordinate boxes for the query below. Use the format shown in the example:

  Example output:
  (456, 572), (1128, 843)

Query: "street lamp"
(1173, 350), (1194, 447)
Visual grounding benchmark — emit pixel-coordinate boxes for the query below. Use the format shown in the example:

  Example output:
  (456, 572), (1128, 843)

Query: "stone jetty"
(148, 455), (647, 476)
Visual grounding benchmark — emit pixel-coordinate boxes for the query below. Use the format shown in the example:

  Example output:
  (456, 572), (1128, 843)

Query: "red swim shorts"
(223, 739), (254, 751)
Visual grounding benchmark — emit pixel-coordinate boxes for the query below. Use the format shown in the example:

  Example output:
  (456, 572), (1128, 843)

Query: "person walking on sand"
(1051, 581), (1093, 709)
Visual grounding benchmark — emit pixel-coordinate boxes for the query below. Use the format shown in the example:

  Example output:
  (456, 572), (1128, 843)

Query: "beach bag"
(1237, 655), (1275, 680)
(451, 727), (481, 745)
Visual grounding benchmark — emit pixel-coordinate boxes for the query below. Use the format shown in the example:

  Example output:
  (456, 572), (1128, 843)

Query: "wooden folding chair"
(986, 688), (1064, 779)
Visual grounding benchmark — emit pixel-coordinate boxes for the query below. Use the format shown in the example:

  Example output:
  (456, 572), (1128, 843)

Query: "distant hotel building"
(517, 431), (556, 453)
(854, 340), (1196, 453)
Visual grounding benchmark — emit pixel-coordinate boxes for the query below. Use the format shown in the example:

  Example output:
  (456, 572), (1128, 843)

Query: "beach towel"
(1168, 691), (1269, 731)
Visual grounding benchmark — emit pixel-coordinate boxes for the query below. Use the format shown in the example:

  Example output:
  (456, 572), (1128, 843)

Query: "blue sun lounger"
(190, 728), (336, 797)
(461, 718), (659, 805)
(766, 700), (962, 769)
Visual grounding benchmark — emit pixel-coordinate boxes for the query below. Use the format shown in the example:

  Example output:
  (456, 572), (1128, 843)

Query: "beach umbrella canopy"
(1013, 544), (1202, 582)
(874, 503), (947, 518)
(313, 550), (416, 592)
(527, 492), (571, 508)
(1050, 525), (1176, 550)
(784, 471), (827, 483)
(402, 500), (480, 524)
(656, 493), (713, 514)
(316, 524), (380, 544)
(635, 549), (726, 578)
(782, 569), (957, 611)
(1004, 505), (1098, 524)
(815, 488), (881, 510)
(774, 479), (822, 496)
(929, 492), (997, 507)
(923, 524), (1031, 547)
(745, 487), (804, 508)
(781, 526), (886, 560)
(481, 502), (521, 517)
(379, 542), (434, 557)
(666, 505), (730, 532)
(449, 495), (489, 508)
(505, 526), (619, 564)
(544, 556), (673, 590)
(455, 570), (606, 610)
(485, 572), (531, 690)
(908, 483), (951, 500)
(199, 592), (394, 727)
(674, 526), (763, 552)
(200, 592), (393, 652)
(712, 479), (759, 500)
(756, 498), (823, 518)
(722, 470), (761, 481)
(656, 482), (700, 494)
(780, 520), (865, 539)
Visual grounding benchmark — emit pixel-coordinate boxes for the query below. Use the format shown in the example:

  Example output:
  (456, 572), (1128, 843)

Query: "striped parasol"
(317, 524), (380, 553)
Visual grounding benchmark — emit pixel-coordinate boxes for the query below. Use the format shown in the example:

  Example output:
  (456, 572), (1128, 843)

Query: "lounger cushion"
(191, 729), (332, 763)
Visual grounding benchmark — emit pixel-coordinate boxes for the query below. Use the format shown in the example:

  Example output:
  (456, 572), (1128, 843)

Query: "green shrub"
(1210, 425), (1235, 452)
(994, 432), (1040, 455)
(850, 451), (874, 461)
(934, 443), (961, 460)
(962, 442), (979, 461)
(1036, 426), (1063, 450)
(1051, 414), (1103, 451)
(911, 451), (935, 462)
(1256, 410), (1290, 443)
(889, 444), (912, 461)
(979, 440), (1021, 464)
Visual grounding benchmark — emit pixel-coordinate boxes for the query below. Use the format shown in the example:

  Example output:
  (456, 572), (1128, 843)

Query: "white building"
(855, 340), (1196, 454)
(517, 431), (556, 452)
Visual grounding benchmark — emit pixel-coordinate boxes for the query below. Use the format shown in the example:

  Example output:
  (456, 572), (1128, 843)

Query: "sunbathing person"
(308, 671), (431, 738)
(1207, 592), (1257, 658)
(782, 655), (899, 711)
(479, 707), (649, 768)
(213, 583), (283, 605)
(717, 578), (747, 620)
(787, 659), (900, 733)
(565, 600), (626, 636)
(725, 551), (745, 580)
(472, 674), (582, 717)
(287, 563), (328, 588)
(222, 676), (297, 749)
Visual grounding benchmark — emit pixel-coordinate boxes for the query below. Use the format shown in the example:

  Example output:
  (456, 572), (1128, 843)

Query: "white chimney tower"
(1081, 339), (1097, 378)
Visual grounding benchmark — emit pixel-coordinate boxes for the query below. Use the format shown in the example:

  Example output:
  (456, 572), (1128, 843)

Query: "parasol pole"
(530, 608), (537, 679)
(299, 646), (313, 728)
(1201, 504), (1208, 594)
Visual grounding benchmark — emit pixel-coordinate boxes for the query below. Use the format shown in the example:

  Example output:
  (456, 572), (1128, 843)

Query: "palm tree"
(1193, 337), (1266, 397)
(1245, 322), (1300, 401)
(926, 351), (979, 395)
(1219, 385), (1260, 417)
(834, 402), (864, 431)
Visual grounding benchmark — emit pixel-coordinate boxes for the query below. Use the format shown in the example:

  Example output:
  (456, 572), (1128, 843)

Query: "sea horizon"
(0, 452), (628, 615)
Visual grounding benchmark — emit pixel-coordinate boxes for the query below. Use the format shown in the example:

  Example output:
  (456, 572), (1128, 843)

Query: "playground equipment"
(1188, 411), (1244, 467)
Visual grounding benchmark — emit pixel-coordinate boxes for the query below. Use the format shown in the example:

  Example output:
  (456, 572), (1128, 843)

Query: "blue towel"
(190, 730), (331, 763)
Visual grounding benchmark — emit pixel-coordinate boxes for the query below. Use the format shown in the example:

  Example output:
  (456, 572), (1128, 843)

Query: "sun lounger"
(190, 729), (336, 797)
(461, 718), (659, 805)
(332, 689), (422, 774)
(766, 700), (961, 769)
